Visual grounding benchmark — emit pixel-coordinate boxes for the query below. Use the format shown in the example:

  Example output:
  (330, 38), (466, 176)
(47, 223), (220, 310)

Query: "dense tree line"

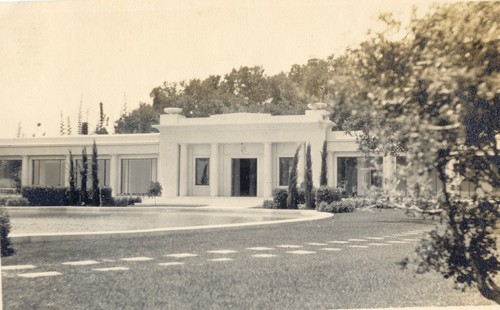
(114, 59), (337, 133)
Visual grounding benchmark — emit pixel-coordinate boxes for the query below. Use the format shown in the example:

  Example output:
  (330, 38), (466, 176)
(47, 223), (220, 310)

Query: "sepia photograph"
(0, 0), (499, 309)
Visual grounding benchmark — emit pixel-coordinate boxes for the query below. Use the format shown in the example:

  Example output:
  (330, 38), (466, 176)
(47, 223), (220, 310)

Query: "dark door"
(231, 158), (257, 196)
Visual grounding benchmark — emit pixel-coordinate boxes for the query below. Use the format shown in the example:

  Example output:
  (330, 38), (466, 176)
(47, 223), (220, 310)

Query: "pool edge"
(10, 210), (333, 244)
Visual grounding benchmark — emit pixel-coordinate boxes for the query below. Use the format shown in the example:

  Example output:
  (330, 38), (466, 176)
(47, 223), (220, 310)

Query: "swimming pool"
(8, 207), (300, 235)
(6, 207), (332, 244)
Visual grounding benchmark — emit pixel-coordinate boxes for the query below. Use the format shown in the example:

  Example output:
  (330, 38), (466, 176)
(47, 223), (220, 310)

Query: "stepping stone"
(2, 265), (36, 271)
(348, 245), (369, 248)
(62, 260), (99, 266)
(209, 258), (234, 262)
(348, 239), (367, 242)
(164, 253), (198, 258)
(93, 267), (129, 272)
(402, 238), (420, 242)
(120, 257), (154, 262)
(18, 271), (61, 278)
(207, 250), (237, 254)
(286, 250), (316, 255)
(246, 247), (274, 251)
(276, 245), (302, 248)
(328, 241), (349, 244)
(321, 248), (342, 251)
(252, 254), (278, 258)
(159, 262), (184, 266)
(366, 237), (385, 240)
(102, 259), (116, 262)
(307, 242), (328, 246)
(388, 241), (409, 244)
(368, 243), (390, 246)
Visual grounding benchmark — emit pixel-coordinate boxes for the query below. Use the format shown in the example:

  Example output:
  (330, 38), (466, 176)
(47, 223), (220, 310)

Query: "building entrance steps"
(138, 196), (268, 208)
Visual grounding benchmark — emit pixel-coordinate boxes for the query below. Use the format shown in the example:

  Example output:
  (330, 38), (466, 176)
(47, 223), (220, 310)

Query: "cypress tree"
(68, 151), (77, 205)
(0, 207), (14, 257)
(80, 147), (89, 205)
(305, 143), (314, 209)
(320, 140), (328, 186)
(91, 141), (100, 206)
(287, 145), (301, 209)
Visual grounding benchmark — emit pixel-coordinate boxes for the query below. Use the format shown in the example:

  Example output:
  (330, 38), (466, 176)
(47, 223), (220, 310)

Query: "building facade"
(0, 106), (452, 198)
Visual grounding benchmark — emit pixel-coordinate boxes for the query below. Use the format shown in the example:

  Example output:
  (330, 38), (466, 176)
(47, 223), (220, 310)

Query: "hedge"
(21, 186), (115, 206)
(0, 195), (30, 206)
(22, 186), (69, 206)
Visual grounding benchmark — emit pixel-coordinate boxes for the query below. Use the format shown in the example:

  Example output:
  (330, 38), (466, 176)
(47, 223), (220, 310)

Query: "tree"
(95, 102), (109, 135)
(0, 207), (14, 257)
(59, 112), (65, 136)
(320, 140), (328, 186)
(68, 151), (77, 205)
(329, 2), (500, 302)
(91, 141), (100, 206)
(114, 103), (160, 134)
(147, 181), (162, 206)
(80, 147), (89, 205)
(304, 143), (314, 209)
(287, 145), (301, 209)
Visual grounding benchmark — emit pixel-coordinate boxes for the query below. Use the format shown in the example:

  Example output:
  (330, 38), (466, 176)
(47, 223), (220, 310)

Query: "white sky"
(0, 0), (437, 138)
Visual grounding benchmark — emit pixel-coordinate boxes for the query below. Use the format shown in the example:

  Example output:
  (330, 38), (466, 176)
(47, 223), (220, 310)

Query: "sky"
(0, 0), (438, 138)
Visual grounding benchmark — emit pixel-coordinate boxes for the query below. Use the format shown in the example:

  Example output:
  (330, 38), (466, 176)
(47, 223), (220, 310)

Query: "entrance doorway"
(231, 158), (257, 197)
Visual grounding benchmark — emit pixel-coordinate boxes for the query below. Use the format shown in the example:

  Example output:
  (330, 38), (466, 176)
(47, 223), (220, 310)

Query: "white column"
(21, 155), (29, 186)
(383, 155), (395, 191)
(179, 144), (188, 196)
(210, 143), (219, 196)
(110, 154), (119, 196)
(263, 142), (273, 197)
(327, 152), (334, 187)
(161, 143), (179, 197)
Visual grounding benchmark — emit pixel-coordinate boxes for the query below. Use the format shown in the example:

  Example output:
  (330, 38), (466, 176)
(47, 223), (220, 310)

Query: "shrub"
(316, 201), (330, 212)
(22, 186), (69, 206)
(112, 195), (142, 207)
(99, 187), (114, 206)
(0, 195), (30, 206)
(0, 207), (14, 256)
(272, 188), (288, 209)
(262, 199), (274, 209)
(147, 181), (162, 197)
(315, 186), (344, 204)
(298, 187), (316, 209)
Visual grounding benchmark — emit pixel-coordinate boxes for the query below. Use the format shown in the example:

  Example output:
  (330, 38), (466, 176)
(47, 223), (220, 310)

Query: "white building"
(0, 106), (449, 198)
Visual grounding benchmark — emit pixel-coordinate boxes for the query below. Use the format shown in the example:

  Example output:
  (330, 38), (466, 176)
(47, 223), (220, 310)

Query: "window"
(32, 159), (65, 186)
(279, 157), (293, 186)
(121, 158), (157, 194)
(395, 156), (408, 194)
(0, 160), (22, 189)
(366, 157), (383, 189)
(195, 158), (210, 186)
(75, 159), (110, 188)
(337, 157), (358, 195)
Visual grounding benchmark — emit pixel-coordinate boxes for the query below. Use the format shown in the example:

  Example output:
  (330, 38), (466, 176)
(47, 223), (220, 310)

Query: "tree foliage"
(304, 143), (314, 209)
(287, 145), (301, 209)
(320, 140), (328, 186)
(91, 141), (100, 206)
(68, 151), (77, 205)
(80, 147), (89, 205)
(114, 103), (160, 134)
(329, 2), (500, 302)
(121, 61), (341, 132)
